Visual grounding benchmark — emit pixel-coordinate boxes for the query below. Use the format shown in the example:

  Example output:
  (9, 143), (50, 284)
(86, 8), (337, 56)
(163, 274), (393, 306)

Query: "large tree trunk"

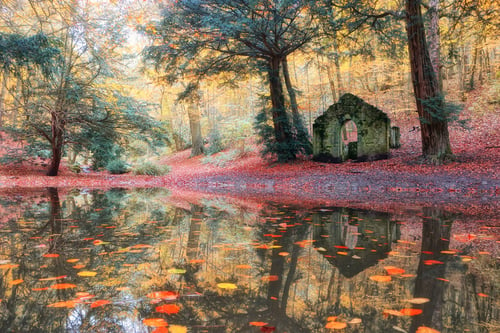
(47, 111), (64, 176)
(187, 101), (204, 157)
(428, 0), (441, 89)
(405, 0), (453, 163)
(268, 56), (294, 162)
(282, 57), (312, 155)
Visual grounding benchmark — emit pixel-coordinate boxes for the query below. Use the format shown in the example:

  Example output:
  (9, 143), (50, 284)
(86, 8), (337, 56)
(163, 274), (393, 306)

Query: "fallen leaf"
(325, 321), (347, 329)
(9, 279), (23, 285)
(416, 326), (440, 333)
(250, 322), (268, 327)
(77, 271), (97, 277)
(147, 291), (178, 300)
(348, 318), (362, 324)
(406, 298), (430, 304)
(217, 283), (237, 290)
(47, 300), (77, 308)
(370, 275), (391, 282)
(167, 268), (186, 274)
(143, 318), (168, 327)
(50, 283), (76, 290)
(90, 300), (111, 308)
(384, 266), (405, 275)
(156, 304), (180, 314)
(400, 308), (423, 316)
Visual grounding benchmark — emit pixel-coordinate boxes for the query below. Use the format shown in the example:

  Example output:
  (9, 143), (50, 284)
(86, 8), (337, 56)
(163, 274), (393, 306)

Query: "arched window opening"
(341, 120), (358, 160)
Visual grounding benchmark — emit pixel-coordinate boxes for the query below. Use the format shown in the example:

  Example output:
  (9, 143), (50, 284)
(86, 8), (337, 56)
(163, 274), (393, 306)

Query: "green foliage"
(205, 126), (224, 156)
(254, 100), (311, 162)
(132, 162), (170, 176)
(201, 149), (239, 168)
(0, 32), (60, 77)
(106, 159), (130, 174)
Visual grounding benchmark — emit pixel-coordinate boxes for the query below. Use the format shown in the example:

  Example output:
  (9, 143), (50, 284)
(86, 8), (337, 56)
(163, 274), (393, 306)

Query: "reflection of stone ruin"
(313, 93), (400, 163)
(313, 207), (400, 278)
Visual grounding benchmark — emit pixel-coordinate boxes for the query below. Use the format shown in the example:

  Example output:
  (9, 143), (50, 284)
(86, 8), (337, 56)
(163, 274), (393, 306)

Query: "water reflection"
(0, 188), (497, 332)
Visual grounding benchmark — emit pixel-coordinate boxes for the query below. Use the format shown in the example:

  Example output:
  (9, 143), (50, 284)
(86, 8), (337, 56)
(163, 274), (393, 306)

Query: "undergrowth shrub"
(132, 161), (170, 176)
(106, 159), (130, 174)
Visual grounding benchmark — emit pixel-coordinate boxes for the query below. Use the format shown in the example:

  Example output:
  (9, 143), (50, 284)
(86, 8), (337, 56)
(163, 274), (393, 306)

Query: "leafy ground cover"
(0, 88), (498, 214)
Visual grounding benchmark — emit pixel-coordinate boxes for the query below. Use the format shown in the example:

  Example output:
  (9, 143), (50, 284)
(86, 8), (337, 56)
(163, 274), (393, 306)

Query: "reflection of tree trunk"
(268, 245), (286, 314)
(47, 187), (63, 253)
(186, 205), (203, 260)
(410, 209), (453, 332)
(281, 240), (300, 311)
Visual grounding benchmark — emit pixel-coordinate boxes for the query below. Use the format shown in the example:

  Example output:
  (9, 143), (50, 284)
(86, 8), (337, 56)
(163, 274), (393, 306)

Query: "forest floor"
(0, 87), (498, 214)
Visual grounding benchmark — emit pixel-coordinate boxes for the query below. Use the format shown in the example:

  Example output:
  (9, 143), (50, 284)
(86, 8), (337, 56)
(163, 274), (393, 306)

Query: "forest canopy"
(0, 0), (498, 175)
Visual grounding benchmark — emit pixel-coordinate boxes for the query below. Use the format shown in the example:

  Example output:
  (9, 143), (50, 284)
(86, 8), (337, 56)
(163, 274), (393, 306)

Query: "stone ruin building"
(313, 93), (399, 163)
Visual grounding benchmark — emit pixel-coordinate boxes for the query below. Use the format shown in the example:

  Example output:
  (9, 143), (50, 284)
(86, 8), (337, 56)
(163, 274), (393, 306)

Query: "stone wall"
(313, 93), (391, 162)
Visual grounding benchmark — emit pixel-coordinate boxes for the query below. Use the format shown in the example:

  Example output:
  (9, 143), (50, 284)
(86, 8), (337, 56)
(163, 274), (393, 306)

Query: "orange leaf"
(43, 253), (59, 258)
(9, 279), (23, 285)
(91, 300), (111, 308)
(325, 321), (347, 329)
(250, 321), (268, 326)
(47, 300), (77, 308)
(147, 291), (178, 300)
(236, 264), (252, 269)
(383, 309), (404, 317)
(50, 283), (77, 290)
(384, 266), (405, 275)
(156, 304), (180, 314)
(416, 326), (440, 333)
(400, 308), (423, 316)
(143, 318), (168, 327)
(370, 275), (391, 282)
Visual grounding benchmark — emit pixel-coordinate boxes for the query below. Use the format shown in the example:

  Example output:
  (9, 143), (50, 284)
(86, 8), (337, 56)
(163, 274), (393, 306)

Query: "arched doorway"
(341, 119), (358, 160)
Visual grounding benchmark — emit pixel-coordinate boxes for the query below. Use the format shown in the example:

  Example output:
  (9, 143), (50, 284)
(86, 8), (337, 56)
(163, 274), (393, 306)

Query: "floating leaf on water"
(143, 318), (168, 327)
(90, 300), (111, 308)
(416, 326), (440, 333)
(9, 279), (23, 285)
(477, 293), (489, 297)
(384, 266), (405, 275)
(400, 308), (423, 316)
(406, 298), (430, 304)
(278, 252), (289, 256)
(50, 283), (76, 289)
(47, 300), (77, 308)
(43, 253), (59, 258)
(146, 291), (178, 300)
(77, 271), (97, 277)
(261, 275), (279, 282)
(217, 283), (237, 290)
(249, 322), (268, 327)
(0, 264), (19, 269)
(40, 275), (67, 281)
(325, 321), (347, 329)
(67, 259), (79, 263)
(167, 326), (187, 333)
(156, 303), (180, 314)
(348, 318), (362, 324)
(73, 264), (86, 269)
(189, 259), (205, 264)
(167, 268), (186, 274)
(383, 309), (404, 317)
(236, 264), (252, 269)
(370, 275), (391, 282)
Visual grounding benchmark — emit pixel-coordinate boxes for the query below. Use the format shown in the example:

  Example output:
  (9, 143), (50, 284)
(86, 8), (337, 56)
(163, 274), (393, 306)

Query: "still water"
(0, 188), (497, 333)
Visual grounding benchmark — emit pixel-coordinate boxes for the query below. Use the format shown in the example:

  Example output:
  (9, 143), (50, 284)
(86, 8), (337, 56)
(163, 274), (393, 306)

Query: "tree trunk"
(332, 34), (344, 96)
(405, 0), (453, 163)
(268, 56), (294, 162)
(47, 111), (64, 176)
(428, 0), (442, 89)
(0, 69), (8, 127)
(282, 57), (312, 155)
(187, 101), (204, 157)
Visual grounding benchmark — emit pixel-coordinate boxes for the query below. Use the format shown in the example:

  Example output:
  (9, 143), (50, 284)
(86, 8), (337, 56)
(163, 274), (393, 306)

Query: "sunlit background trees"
(0, 0), (498, 174)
